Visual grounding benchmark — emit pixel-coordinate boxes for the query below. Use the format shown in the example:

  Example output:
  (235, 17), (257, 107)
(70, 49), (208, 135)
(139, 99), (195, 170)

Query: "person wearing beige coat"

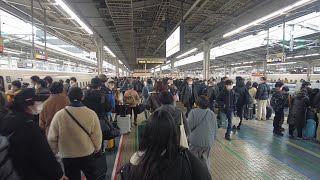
(48, 87), (103, 180)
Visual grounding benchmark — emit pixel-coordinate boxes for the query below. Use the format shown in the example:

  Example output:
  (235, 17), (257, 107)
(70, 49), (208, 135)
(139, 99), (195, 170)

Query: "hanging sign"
(35, 50), (48, 60)
(266, 53), (285, 63)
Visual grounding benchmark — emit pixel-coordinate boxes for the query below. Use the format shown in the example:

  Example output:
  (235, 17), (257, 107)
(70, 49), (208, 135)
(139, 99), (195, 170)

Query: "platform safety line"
(111, 134), (124, 180)
(244, 122), (320, 159)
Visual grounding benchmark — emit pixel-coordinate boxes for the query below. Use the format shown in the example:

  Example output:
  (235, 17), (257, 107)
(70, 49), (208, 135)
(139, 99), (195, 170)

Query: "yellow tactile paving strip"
(209, 129), (308, 180)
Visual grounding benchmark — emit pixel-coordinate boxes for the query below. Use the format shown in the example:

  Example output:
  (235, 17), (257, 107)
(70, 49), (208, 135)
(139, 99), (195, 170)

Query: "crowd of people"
(0, 74), (319, 180)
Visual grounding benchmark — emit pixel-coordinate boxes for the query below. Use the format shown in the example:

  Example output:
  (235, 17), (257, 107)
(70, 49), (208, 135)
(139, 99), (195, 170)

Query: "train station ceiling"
(0, 0), (319, 71)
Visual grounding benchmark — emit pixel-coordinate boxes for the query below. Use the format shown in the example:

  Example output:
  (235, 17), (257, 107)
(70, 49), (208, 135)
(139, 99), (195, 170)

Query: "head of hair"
(282, 86), (289, 92)
(196, 95), (209, 109)
(275, 81), (284, 88)
(44, 76), (53, 85)
(30, 76), (40, 82)
(133, 110), (179, 179)
(222, 77), (228, 81)
(246, 81), (252, 88)
(252, 82), (258, 88)
(9, 88), (36, 112)
(186, 77), (192, 82)
(261, 77), (267, 81)
(65, 79), (70, 83)
(301, 81), (311, 89)
(59, 79), (64, 84)
(159, 91), (174, 105)
(154, 81), (166, 92)
(68, 87), (83, 103)
(49, 82), (64, 94)
(147, 78), (152, 84)
(236, 76), (243, 81)
(98, 74), (108, 83)
(11, 80), (21, 89)
(37, 79), (47, 88)
(225, 80), (233, 86)
(70, 77), (77, 82)
(128, 83), (134, 89)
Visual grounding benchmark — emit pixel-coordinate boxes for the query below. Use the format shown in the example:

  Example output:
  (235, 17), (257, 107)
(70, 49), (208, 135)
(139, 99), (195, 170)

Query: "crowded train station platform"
(0, 0), (320, 180)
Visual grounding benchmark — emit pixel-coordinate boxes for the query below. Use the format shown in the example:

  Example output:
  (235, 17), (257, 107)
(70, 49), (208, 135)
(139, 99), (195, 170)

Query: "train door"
(0, 76), (4, 92)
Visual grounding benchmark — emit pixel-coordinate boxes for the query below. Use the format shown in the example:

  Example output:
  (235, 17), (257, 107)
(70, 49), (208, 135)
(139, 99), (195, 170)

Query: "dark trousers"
(273, 110), (284, 132)
(236, 105), (245, 127)
(220, 111), (234, 136)
(289, 124), (303, 138)
(127, 107), (138, 123)
(209, 100), (215, 112)
(185, 100), (194, 118)
(62, 154), (106, 180)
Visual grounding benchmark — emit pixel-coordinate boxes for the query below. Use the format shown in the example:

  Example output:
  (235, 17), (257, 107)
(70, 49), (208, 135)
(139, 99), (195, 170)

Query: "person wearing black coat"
(233, 78), (248, 130)
(0, 88), (66, 180)
(288, 89), (310, 139)
(181, 77), (198, 117)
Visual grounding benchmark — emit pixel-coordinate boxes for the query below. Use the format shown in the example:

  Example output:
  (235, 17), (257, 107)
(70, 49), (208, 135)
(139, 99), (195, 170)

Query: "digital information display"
(266, 53), (285, 63)
(166, 26), (180, 57)
(35, 50), (48, 60)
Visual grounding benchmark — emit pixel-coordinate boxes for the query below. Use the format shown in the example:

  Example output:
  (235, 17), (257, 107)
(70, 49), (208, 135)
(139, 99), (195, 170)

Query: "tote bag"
(180, 113), (189, 149)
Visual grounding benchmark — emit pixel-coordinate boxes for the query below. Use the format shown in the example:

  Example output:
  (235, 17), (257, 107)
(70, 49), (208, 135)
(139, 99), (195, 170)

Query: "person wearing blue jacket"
(98, 74), (115, 120)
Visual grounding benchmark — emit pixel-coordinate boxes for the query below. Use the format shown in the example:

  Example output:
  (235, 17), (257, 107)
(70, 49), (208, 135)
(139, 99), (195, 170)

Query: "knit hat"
(128, 84), (134, 89)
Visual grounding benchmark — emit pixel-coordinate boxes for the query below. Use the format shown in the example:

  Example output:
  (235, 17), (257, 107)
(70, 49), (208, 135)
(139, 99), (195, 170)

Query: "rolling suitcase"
(303, 119), (316, 139)
(117, 114), (131, 134)
(244, 105), (254, 120)
(266, 107), (272, 120)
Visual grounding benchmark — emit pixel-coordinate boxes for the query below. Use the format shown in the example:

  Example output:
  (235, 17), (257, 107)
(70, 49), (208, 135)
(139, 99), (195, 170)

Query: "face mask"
(188, 81), (193, 85)
(226, 85), (233, 91)
(31, 103), (43, 115)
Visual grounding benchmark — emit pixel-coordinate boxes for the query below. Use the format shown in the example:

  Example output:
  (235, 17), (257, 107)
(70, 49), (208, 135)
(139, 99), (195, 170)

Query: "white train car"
(0, 68), (96, 92)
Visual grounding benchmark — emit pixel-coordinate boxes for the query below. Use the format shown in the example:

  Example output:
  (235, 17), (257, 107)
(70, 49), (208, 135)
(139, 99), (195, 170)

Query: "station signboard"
(35, 50), (48, 60)
(137, 58), (166, 64)
(266, 53), (285, 63)
(166, 26), (181, 57)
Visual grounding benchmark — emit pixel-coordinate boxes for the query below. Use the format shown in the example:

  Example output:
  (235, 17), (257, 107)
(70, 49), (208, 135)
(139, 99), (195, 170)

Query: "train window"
(80, 82), (82, 88)
(0, 76), (4, 92)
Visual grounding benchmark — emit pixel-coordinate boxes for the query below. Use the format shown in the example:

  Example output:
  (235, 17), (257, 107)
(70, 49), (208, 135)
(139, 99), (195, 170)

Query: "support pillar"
(94, 36), (103, 75)
(116, 59), (119, 78)
(228, 67), (232, 78)
(160, 65), (162, 78)
(144, 63), (147, 77)
(122, 67), (125, 77)
(263, 61), (267, 76)
(171, 60), (175, 77)
(31, 0), (35, 60)
(203, 43), (210, 80)
(224, 64), (227, 77)
(307, 63), (311, 82)
(153, 68), (156, 78)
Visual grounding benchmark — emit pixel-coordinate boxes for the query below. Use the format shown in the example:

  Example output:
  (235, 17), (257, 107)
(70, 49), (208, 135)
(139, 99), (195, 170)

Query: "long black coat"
(0, 111), (63, 180)
(287, 91), (310, 126)
(181, 84), (198, 106)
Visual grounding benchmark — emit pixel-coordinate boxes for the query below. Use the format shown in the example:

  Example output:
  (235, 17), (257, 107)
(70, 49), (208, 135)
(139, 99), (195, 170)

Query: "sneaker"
(237, 126), (241, 130)
(225, 135), (231, 141)
(280, 127), (285, 131)
(232, 125), (237, 129)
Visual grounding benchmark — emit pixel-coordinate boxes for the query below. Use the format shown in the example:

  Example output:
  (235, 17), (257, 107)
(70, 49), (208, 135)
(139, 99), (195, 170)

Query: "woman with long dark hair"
(121, 110), (212, 180)
(146, 81), (167, 112)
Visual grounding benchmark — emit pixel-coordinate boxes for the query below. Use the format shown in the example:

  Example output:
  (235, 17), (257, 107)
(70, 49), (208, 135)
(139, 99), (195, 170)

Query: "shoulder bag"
(64, 108), (107, 178)
(180, 113), (189, 149)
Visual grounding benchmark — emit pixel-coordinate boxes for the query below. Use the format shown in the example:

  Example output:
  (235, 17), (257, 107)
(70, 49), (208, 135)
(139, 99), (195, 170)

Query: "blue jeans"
(220, 111), (234, 136)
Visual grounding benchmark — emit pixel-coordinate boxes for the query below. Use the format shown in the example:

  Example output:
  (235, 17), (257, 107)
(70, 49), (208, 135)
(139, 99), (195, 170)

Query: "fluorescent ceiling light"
(103, 46), (116, 58)
(118, 60), (123, 65)
(223, 0), (314, 37)
(268, 62), (297, 66)
(235, 66), (252, 68)
(55, 0), (93, 34)
(176, 48), (198, 59)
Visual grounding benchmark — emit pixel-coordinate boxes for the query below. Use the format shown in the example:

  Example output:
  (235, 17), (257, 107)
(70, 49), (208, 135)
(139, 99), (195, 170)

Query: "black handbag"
(101, 117), (121, 140)
(136, 103), (145, 114)
(64, 108), (107, 179)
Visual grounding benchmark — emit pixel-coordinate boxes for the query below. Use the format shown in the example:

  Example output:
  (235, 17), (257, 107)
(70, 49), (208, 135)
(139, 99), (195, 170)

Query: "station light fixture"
(223, 0), (315, 37)
(267, 62), (297, 66)
(118, 60), (123, 65)
(176, 48), (198, 59)
(234, 66), (252, 69)
(55, 0), (93, 34)
(103, 46), (116, 58)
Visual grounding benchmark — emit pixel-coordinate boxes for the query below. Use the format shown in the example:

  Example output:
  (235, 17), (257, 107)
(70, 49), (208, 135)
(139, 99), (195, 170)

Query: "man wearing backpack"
(124, 84), (140, 126)
(271, 82), (286, 136)
(256, 77), (270, 121)
(98, 74), (115, 120)
(142, 79), (154, 119)
(134, 77), (144, 95)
